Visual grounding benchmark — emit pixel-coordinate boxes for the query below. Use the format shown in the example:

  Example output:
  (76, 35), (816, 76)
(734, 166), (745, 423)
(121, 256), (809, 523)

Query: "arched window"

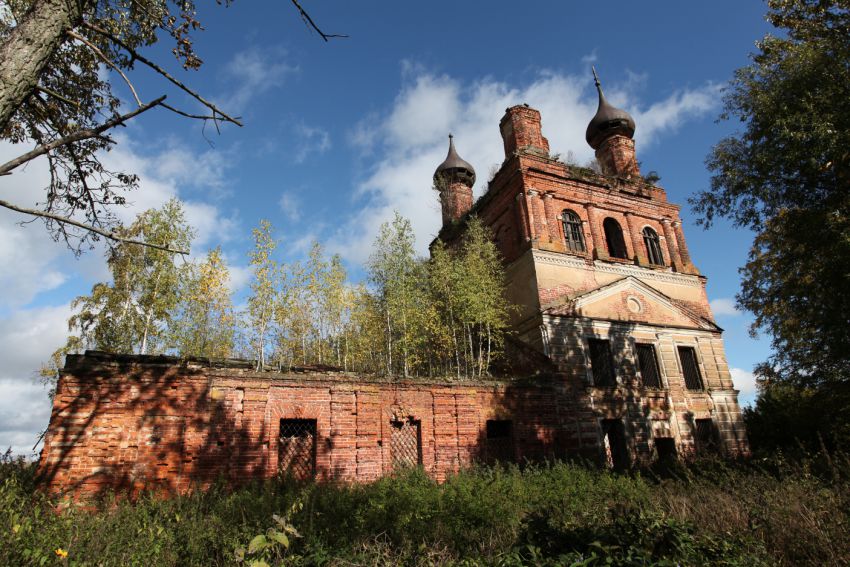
(561, 210), (585, 253)
(603, 218), (628, 259)
(642, 227), (664, 266)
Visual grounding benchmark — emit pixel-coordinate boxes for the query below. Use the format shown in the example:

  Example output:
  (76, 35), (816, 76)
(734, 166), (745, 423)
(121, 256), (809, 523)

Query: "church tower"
(433, 71), (748, 465)
(434, 134), (476, 226)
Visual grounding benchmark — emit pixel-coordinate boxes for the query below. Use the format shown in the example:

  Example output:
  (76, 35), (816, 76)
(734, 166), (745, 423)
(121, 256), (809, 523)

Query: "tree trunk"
(0, 0), (90, 131)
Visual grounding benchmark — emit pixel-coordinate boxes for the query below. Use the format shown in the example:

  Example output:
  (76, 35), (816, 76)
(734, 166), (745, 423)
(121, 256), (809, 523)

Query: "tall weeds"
(1, 450), (847, 566)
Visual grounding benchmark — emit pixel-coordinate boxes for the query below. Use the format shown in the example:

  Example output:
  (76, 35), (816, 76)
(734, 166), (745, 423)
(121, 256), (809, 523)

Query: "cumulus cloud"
(334, 66), (719, 264)
(710, 298), (741, 317)
(0, 129), (240, 453)
(730, 367), (758, 405)
(0, 304), (73, 455)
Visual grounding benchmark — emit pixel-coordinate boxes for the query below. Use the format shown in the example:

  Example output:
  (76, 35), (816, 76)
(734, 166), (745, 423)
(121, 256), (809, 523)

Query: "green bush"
(1, 451), (847, 566)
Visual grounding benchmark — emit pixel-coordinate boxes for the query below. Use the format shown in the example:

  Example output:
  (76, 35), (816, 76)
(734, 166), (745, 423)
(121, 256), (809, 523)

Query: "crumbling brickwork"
(38, 350), (748, 498)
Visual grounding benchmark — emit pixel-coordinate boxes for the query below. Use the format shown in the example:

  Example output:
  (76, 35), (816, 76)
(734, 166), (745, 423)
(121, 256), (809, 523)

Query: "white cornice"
(531, 249), (704, 288)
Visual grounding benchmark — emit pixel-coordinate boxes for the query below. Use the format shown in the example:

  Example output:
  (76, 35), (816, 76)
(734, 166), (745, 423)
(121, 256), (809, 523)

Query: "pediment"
(545, 276), (718, 331)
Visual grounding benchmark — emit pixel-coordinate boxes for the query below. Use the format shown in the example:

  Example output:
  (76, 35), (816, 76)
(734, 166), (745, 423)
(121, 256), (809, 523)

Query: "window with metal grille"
(642, 227), (664, 265)
(278, 419), (317, 480)
(603, 217), (628, 259)
(589, 339), (616, 387)
(561, 210), (586, 253)
(484, 420), (513, 463)
(694, 418), (718, 452)
(390, 418), (421, 469)
(636, 344), (662, 388)
(678, 346), (704, 390)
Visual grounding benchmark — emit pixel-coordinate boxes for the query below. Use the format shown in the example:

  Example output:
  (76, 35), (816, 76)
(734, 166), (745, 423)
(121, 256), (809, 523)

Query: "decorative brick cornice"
(531, 249), (704, 288)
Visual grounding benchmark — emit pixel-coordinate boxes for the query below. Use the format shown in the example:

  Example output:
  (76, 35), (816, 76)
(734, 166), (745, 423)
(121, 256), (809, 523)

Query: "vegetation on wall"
(47, 206), (513, 380)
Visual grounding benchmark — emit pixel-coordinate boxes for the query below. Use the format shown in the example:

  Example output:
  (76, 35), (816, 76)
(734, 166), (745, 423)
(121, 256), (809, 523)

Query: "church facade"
(37, 75), (747, 498)
(433, 73), (748, 466)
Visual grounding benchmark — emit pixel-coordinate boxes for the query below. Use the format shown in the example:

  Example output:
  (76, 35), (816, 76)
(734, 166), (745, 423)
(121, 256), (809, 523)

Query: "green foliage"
(171, 246), (235, 359)
(691, 0), (850, 392)
(6, 455), (850, 565)
(245, 219), (279, 369)
(64, 198), (194, 355)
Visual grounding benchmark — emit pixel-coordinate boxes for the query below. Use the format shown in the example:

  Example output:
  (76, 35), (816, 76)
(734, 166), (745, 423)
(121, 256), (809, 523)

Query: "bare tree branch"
(0, 197), (189, 255)
(290, 0), (348, 42)
(0, 96), (164, 176)
(35, 86), (80, 108)
(68, 30), (142, 106)
(82, 21), (243, 127)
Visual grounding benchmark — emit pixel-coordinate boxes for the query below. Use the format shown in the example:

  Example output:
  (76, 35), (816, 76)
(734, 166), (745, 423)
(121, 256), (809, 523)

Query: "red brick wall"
(38, 350), (748, 499)
(38, 353), (591, 498)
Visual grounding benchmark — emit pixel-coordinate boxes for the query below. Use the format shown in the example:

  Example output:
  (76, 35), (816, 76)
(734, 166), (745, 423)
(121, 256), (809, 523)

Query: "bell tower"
(434, 134), (476, 227)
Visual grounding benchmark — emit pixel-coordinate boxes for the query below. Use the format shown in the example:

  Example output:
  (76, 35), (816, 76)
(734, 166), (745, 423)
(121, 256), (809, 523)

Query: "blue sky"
(0, 1), (774, 454)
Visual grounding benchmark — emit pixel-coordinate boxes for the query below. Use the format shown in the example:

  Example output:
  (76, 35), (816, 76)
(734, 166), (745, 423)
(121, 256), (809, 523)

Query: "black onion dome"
(434, 134), (476, 187)
(585, 67), (636, 150)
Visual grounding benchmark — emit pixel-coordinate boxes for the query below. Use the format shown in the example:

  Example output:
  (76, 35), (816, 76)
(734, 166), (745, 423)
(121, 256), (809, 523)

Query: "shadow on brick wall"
(37, 352), (269, 500)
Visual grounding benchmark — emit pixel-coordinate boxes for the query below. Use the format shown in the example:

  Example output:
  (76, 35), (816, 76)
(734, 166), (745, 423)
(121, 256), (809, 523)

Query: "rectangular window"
(484, 419), (513, 464)
(589, 339), (616, 387)
(390, 418), (421, 469)
(694, 418), (718, 452)
(677, 346), (704, 390)
(636, 344), (662, 388)
(279, 419), (317, 480)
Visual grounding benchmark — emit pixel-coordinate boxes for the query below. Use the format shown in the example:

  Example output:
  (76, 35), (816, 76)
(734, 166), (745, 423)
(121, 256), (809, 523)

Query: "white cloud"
(278, 191), (301, 221)
(0, 304), (73, 455)
(219, 47), (298, 113)
(335, 67), (719, 264)
(730, 367), (758, 405)
(710, 298), (740, 317)
(292, 123), (331, 163)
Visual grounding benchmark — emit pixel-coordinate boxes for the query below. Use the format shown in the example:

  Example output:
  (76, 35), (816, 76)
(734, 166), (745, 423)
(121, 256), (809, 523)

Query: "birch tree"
(57, 198), (193, 355)
(171, 246), (235, 359)
(246, 219), (278, 370)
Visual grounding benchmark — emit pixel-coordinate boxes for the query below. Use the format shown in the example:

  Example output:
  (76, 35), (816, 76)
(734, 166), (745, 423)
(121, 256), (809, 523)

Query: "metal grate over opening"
(279, 418), (317, 480)
(636, 344), (662, 388)
(678, 346), (704, 391)
(390, 418), (421, 469)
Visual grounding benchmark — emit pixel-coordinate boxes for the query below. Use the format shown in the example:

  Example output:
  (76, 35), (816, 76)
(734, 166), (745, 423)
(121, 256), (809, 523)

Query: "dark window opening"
(589, 338), (616, 388)
(678, 346), (704, 390)
(655, 437), (677, 461)
(694, 419), (719, 452)
(279, 418), (317, 480)
(636, 344), (662, 389)
(484, 419), (514, 464)
(642, 227), (664, 266)
(561, 210), (586, 253)
(601, 419), (630, 471)
(603, 217), (628, 259)
(390, 418), (422, 469)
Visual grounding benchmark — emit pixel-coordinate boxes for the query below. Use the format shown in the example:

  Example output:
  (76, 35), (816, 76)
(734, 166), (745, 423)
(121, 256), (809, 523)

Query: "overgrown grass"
(1, 452), (848, 566)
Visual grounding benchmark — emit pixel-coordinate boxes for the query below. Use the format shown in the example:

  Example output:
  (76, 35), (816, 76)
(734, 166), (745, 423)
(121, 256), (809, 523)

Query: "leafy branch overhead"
(0, 0), (342, 254)
(690, 0), (850, 392)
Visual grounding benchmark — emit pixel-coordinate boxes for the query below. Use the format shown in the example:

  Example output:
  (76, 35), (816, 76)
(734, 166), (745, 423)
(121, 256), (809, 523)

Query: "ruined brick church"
(38, 73), (748, 497)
